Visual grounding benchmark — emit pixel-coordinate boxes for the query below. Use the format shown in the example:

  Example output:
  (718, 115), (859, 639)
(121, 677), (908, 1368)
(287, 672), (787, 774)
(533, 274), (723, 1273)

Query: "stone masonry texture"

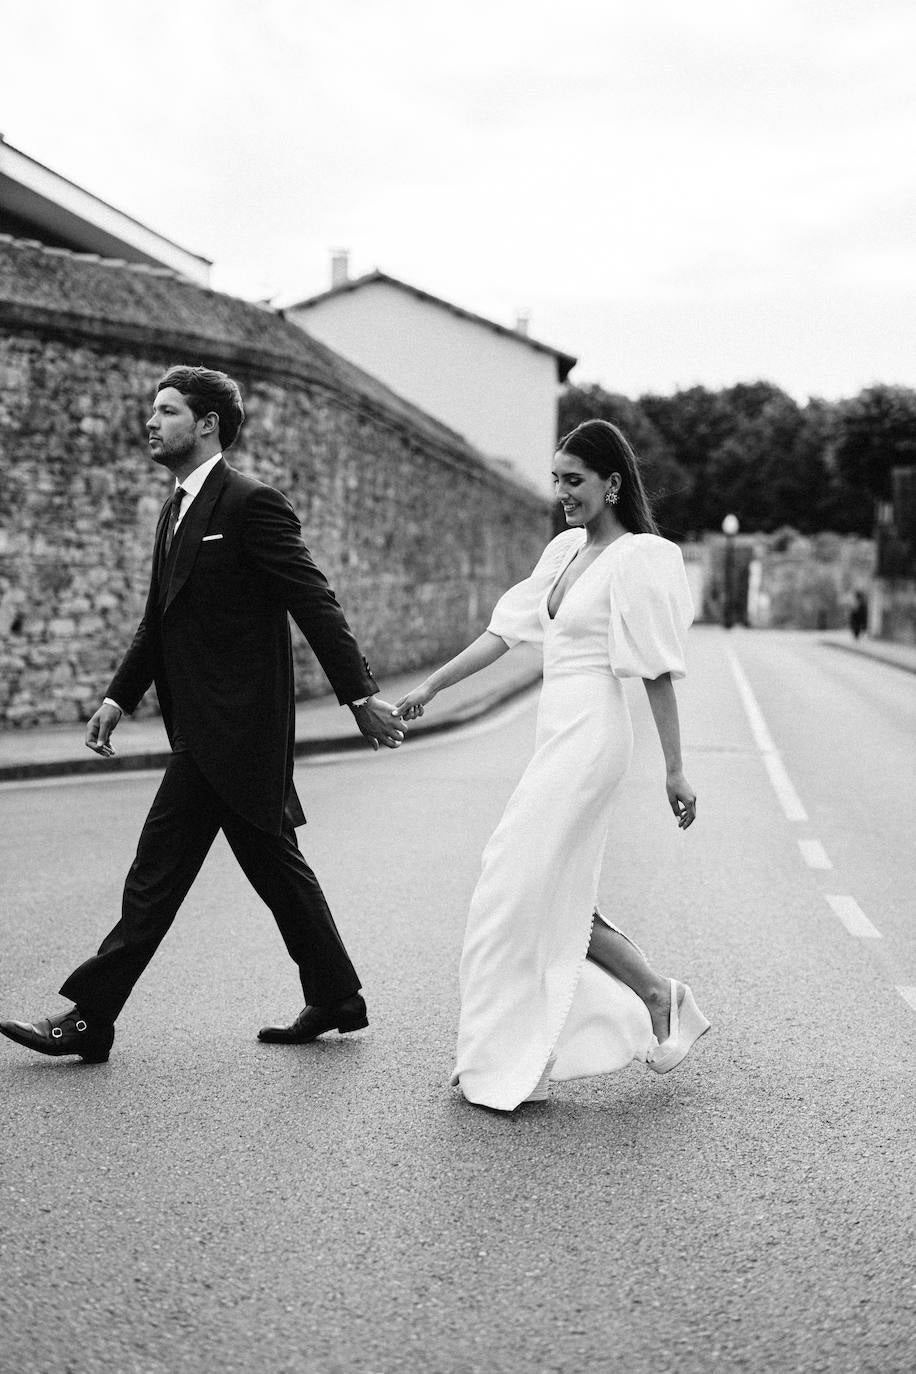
(0, 236), (550, 727)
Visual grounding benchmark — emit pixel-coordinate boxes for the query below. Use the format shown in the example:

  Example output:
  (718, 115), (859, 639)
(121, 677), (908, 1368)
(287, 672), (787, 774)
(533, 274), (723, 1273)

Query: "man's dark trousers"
(60, 750), (360, 1023)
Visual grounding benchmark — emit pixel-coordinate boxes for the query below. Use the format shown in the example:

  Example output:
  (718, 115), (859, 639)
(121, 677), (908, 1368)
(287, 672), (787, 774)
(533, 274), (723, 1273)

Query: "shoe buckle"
(75, 1020), (87, 1032)
(51, 1026), (63, 1038)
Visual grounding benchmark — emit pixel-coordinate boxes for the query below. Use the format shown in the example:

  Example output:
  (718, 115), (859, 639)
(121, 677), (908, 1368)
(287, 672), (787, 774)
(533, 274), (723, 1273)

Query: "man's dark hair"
(157, 365), (246, 451)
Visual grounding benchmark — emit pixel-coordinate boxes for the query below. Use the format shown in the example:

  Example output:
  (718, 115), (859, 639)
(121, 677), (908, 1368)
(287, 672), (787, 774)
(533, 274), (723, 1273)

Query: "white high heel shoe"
(524, 1054), (556, 1103)
(647, 978), (710, 1075)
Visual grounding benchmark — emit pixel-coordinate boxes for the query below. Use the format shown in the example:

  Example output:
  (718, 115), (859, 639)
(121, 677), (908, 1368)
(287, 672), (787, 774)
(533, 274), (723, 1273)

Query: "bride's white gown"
(450, 528), (694, 1111)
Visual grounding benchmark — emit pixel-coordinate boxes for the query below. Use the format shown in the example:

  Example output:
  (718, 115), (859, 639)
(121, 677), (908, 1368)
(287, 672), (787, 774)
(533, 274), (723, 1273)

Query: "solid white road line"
(725, 646), (809, 822)
(896, 987), (916, 1012)
(798, 838), (833, 870)
(825, 894), (882, 939)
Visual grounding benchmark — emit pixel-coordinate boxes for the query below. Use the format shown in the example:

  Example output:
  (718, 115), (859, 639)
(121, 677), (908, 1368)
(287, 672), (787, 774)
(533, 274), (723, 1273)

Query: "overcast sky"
(2, 0), (913, 401)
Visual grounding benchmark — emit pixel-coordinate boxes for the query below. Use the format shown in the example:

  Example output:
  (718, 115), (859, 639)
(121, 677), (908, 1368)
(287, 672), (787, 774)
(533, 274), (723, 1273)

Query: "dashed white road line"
(825, 895), (882, 939)
(723, 645), (895, 957)
(897, 987), (916, 1012)
(725, 645), (808, 821)
(798, 839), (833, 870)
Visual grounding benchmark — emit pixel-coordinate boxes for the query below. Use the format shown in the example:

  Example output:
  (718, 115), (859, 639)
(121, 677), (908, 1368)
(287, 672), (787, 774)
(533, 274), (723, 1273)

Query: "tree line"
(558, 381), (916, 540)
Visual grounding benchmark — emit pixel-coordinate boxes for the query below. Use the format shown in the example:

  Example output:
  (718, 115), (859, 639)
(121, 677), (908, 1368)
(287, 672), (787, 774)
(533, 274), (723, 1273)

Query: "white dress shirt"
(171, 452), (223, 531)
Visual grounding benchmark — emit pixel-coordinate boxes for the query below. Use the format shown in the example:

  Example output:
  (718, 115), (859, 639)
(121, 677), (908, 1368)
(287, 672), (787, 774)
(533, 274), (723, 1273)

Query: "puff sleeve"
(488, 531), (582, 648)
(608, 535), (694, 680)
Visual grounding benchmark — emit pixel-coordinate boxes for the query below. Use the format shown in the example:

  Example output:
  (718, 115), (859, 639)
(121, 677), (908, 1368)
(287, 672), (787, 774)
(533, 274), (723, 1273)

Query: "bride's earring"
(604, 488), (619, 506)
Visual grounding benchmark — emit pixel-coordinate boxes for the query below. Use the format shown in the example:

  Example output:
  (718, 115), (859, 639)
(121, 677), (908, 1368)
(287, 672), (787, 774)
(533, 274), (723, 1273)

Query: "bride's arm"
(394, 631), (509, 718)
(642, 674), (697, 829)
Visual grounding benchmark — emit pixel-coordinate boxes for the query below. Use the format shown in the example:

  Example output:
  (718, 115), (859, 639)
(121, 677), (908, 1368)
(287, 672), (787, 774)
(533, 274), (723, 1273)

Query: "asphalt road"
(1, 626), (914, 1374)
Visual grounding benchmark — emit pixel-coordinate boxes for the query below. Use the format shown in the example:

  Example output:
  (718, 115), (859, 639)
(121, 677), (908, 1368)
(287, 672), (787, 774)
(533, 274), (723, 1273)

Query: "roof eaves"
(0, 137), (214, 268)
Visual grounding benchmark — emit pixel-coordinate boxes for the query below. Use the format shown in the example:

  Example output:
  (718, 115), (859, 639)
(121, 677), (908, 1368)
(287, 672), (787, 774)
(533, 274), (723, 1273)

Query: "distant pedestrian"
(849, 589), (868, 640)
(1, 365), (405, 1065)
(396, 419), (709, 1112)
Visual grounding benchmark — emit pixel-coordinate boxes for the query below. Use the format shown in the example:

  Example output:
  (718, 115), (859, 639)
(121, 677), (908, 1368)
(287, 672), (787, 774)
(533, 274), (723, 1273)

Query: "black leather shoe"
(258, 994), (368, 1043)
(0, 1007), (114, 1063)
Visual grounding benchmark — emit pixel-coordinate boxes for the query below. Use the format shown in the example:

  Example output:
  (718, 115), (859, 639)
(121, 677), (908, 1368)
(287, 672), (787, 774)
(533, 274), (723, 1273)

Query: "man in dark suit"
(0, 366), (405, 1064)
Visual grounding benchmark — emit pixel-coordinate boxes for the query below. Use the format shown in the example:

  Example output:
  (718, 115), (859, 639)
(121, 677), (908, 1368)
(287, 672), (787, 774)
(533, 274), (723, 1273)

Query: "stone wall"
(697, 531), (876, 629)
(872, 579), (916, 645)
(750, 532), (875, 630)
(871, 465), (916, 644)
(0, 243), (549, 727)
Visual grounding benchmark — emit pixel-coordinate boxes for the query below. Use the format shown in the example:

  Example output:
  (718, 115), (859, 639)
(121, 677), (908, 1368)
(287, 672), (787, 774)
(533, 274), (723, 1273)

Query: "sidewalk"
(0, 647), (543, 783)
(3, 632), (910, 783)
(819, 631), (916, 675)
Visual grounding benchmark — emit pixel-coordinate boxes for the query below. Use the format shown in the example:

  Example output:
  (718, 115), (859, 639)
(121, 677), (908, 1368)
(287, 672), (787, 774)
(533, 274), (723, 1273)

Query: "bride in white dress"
(395, 420), (710, 1112)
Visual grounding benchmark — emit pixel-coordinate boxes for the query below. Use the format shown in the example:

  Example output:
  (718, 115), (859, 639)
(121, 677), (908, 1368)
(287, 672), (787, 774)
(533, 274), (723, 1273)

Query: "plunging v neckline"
(546, 532), (631, 621)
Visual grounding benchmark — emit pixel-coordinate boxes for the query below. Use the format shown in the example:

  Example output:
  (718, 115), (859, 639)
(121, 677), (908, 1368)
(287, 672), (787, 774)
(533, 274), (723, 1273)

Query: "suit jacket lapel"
(161, 458), (229, 615)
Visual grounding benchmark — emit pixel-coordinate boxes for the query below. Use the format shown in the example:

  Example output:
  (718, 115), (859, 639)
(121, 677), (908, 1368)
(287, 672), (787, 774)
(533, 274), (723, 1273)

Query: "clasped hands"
(393, 680), (436, 721)
(352, 680), (437, 750)
(350, 695), (406, 751)
(85, 690), (437, 759)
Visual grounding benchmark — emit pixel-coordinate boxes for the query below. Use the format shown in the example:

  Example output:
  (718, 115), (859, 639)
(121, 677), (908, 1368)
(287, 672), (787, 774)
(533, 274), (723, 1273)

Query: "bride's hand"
(394, 681), (437, 720)
(666, 770), (697, 829)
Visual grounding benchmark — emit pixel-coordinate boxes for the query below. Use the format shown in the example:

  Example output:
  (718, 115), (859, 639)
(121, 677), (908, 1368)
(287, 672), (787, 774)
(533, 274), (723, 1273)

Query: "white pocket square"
(201, 534), (223, 542)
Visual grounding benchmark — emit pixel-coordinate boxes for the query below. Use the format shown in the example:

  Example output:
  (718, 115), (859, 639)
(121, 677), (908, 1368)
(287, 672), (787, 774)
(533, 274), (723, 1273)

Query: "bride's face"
(552, 453), (609, 526)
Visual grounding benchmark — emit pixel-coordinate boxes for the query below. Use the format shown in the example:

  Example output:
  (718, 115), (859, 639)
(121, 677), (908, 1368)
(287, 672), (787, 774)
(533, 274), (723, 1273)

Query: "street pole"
(722, 513), (739, 629)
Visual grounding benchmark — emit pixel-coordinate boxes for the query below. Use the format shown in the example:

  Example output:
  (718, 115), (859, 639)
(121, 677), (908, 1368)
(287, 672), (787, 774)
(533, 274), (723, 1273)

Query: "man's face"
(146, 388), (205, 468)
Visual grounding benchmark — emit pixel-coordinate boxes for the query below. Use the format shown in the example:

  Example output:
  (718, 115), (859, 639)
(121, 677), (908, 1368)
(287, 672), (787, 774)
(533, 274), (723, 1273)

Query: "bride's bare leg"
(587, 919), (672, 1043)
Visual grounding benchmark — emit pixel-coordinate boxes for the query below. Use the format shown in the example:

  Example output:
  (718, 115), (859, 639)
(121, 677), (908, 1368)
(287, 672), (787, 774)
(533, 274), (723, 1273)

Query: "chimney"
(514, 309), (530, 337)
(331, 249), (350, 288)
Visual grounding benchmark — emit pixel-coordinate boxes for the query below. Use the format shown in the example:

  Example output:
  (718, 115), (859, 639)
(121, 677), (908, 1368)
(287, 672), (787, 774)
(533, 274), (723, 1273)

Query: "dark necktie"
(164, 487), (186, 559)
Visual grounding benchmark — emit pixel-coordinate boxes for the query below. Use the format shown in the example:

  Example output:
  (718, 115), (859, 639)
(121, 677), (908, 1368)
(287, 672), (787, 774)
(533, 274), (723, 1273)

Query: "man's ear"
(200, 411), (219, 436)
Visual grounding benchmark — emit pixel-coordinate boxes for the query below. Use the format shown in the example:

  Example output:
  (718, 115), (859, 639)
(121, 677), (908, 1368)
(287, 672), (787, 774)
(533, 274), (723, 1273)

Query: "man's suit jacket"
(108, 458), (378, 834)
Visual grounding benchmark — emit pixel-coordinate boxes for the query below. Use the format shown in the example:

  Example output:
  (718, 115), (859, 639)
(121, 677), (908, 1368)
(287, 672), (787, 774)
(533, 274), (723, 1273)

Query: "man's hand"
(85, 702), (122, 758)
(351, 696), (406, 751)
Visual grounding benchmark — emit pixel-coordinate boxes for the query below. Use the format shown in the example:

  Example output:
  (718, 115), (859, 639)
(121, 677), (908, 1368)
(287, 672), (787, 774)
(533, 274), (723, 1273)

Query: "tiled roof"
(286, 270), (578, 382)
(0, 234), (533, 483)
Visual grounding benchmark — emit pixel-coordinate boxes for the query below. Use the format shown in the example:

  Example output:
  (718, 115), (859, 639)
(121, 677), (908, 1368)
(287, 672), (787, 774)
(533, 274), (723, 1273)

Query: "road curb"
(0, 671), (542, 784)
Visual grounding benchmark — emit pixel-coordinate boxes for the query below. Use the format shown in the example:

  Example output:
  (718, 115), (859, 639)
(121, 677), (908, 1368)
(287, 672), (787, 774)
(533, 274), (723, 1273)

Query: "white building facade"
(285, 270), (576, 495)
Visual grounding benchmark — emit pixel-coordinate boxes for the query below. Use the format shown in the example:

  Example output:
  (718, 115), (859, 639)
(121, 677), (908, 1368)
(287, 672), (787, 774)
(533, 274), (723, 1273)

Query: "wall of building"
(0, 250), (550, 728)
(288, 281), (561, 495)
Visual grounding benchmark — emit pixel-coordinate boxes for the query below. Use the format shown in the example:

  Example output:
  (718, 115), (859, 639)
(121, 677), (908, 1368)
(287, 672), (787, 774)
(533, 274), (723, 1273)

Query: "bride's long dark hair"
(556, 420), (658, 536)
